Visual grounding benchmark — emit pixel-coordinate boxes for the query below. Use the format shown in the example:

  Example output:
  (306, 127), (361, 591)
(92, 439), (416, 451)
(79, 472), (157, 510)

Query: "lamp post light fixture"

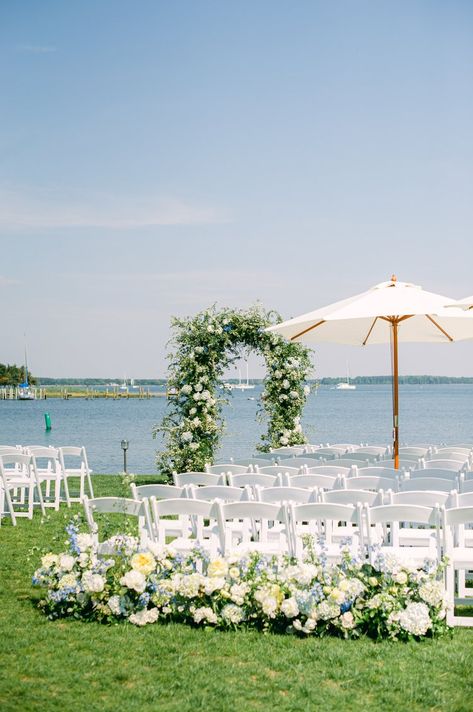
(120, 439), (129, 473)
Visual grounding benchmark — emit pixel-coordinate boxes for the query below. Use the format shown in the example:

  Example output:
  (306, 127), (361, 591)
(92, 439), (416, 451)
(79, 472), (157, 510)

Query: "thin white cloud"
(17, 44), (57, 54)
(0, 189), (228, 230)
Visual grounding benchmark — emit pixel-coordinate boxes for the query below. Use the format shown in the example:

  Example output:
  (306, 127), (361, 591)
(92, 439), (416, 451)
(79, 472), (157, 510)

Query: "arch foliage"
(154, 305), (312, 478)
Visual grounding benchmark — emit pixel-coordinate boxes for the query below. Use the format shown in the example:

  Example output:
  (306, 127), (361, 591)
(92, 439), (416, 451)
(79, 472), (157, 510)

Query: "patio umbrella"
(266, 276), (473, 468)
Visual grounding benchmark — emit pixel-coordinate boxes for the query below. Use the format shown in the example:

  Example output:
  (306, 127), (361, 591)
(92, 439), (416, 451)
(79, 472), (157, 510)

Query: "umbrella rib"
(362, 317), (379, 345)
(290, 320), (325, 341)
(426, 315), (454, 342)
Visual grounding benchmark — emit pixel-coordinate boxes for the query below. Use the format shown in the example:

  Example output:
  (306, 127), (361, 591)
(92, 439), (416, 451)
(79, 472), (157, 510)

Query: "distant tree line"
(318, 375), (473, 385)
(0, 363), (37, 386)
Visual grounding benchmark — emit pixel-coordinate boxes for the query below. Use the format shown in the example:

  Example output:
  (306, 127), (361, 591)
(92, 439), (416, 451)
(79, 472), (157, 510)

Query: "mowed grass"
(1, 476), (473, 712)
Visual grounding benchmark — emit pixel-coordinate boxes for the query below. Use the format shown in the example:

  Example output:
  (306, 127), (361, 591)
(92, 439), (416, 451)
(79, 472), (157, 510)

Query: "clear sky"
(1, 1), (472, 378)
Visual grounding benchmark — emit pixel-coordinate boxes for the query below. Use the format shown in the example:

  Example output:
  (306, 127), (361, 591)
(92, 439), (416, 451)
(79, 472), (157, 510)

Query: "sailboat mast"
(24, 344), (29, 386)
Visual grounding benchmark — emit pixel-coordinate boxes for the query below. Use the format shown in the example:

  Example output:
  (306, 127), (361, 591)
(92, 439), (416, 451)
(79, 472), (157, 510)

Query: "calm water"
(1, 385), (472, 473)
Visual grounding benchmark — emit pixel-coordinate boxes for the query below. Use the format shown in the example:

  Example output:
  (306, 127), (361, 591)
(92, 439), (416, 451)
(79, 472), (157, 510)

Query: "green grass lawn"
(1, 475), (473, 712)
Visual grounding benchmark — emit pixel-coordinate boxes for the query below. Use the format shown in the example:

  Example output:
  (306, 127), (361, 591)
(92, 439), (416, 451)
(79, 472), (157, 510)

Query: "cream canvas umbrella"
(267, 276), (473, 468)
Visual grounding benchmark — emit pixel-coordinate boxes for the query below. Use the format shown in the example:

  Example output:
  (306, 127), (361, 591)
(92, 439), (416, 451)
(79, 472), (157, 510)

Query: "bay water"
(1, 385), (472, 473)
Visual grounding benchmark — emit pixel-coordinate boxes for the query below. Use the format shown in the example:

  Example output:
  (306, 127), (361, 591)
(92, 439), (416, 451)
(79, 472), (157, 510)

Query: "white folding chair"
(364, 503), (441, 567)
(342, 475), (398, 492)
(205, 464), (249, 475)
(423, 459), (468, 472)
(255, 485), (317, 505)
(0, 453), (45, 525)
(254, 465), (301, 476)
(82, 495), (152, 551)
(400, 477), (457, 493)
(227, 472), (280, 488)
(173, 471), (226, 487)
(409, 468), (460, 481)
(321, 489), (383, 506)
(289, 473), (337, 490)
(442, 506), (473, 626)
(28, 446), (70, 510)
(356, 466), (401, 479)
(215, 500), (289, 556)
(278, 457), (325, 468)
(304, 465), (352, 477)
(288, 502), (363, 560)
(149, 497), (219, 555)
(131, 483), (189, 539)
(58, 446), (94, 502)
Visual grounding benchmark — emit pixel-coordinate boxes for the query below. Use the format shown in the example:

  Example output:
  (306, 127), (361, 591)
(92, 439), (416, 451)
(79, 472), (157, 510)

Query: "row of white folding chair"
(8, 445), (93, 502)
(0, 453), (45, 524)
(24, 447), (70, 510)
(85, 492), (473, 618)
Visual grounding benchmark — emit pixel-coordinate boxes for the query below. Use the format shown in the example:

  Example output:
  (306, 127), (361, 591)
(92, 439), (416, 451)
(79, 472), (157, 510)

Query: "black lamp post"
(121, 439), (129, 473)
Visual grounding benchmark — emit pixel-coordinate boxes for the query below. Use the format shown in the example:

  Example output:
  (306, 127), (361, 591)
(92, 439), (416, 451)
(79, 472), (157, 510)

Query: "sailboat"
(336, 363), (356, 390)
(120, 376), (128, 391)
(18, 346), (35, 400)
(225, 360), (255, 391)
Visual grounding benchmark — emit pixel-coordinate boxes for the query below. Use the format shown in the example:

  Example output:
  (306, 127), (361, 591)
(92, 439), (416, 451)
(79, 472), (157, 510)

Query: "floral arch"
(154, 305), (313, 477)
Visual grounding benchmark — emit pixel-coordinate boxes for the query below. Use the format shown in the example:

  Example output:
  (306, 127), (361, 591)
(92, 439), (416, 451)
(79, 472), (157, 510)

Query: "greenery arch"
(154, 305), (313, 477)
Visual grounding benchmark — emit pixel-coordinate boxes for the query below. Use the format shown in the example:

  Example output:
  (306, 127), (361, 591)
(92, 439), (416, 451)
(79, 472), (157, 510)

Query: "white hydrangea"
(282, 379), (290, 389)
(194, 382), (203, 392)
(286, 563), (318, 586)
(229, 583), (249, 605)
(181, 431), (193, 443)
(281, 597), (299, 618)
(76, 534), (94, 552)
(181, 384), (192, 395)
(58, 554), (75, 572)
(289, 390), (299, 399)
(189, 442), (199, 451)
(108, 595), (122, 616)
(129, 608), (159, 626)
(176, 573), (204, 598)
(419, 580), (445, 608)
(120, 569), (146, 593)
(398, 602), (432, 636)
(192, 606), (218, 625)
(58, 573), (78, 589)
(303, 385), (311, 396)
(41, 553), (59, 569)
(221, 604), (244, 624)
(317, 601), (340, 620)
(340, 611), (355, 629)
(82, 572), (105, 593)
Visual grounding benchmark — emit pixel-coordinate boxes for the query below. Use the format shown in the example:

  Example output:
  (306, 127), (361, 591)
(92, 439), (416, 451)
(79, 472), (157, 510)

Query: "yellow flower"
(368, 577), (379, 587)
(207, 558), (228, 578)
(395, 571), (408, 585)
(131, 551), (156, 575)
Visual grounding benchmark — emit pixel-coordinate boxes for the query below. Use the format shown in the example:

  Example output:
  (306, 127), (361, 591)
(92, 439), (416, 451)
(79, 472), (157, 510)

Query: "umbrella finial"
(391, 274), (397, 283)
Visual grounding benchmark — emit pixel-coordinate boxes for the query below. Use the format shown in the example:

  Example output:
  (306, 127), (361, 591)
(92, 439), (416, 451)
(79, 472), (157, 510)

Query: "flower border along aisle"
(153, 305), (312, 479)
(33, 523), (449, 641)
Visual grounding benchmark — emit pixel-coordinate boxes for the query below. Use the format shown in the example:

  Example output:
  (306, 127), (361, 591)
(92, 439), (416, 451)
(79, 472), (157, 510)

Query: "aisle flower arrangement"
(33, 523), (450, 641)
(153, 305), (312, 478)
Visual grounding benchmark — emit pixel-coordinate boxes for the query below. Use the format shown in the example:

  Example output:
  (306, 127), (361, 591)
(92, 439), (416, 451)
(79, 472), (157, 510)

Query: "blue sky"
(1, 1), (473, 378)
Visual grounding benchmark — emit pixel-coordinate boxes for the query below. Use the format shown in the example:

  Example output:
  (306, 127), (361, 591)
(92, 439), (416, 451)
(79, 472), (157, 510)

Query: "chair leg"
(5, 487), (17, 526)
(62, 474), (71, 507)
(86, 471), (94, 498)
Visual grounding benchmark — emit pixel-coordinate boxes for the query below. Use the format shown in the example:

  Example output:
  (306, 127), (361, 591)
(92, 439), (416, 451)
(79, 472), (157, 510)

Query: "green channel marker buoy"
(44, 412), (52, 431)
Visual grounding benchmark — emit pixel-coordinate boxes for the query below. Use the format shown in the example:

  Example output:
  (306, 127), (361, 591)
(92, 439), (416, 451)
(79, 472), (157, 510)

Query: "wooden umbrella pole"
(392, 319), (400, 469)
